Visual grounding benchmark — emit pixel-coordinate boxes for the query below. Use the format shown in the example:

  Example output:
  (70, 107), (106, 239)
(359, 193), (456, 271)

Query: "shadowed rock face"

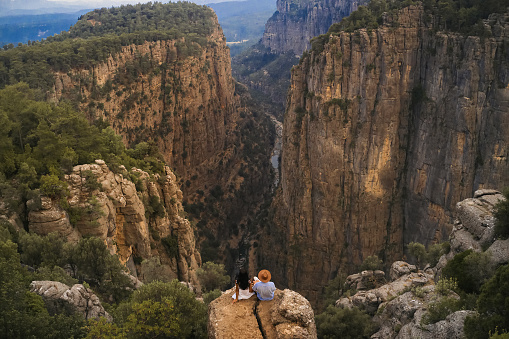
(262, 0), (368, 55)
(264, 5), (509, 306)
(208, 287), (316, 338)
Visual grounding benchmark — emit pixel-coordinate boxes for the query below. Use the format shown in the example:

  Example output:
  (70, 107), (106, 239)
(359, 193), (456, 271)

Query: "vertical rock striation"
(50, 14), (236, 184)
(262, 0), (368, 55)
(266, 5), (509, 305)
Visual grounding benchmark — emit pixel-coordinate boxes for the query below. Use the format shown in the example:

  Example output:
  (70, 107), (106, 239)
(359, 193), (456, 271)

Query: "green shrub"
(464, 264), (509, 339)
(81, 170), (102, 191)
(196, 261), (229, 293)
(315, 305), (376, 339)
(322, 273), (348, 309)
(494, 189), (509, 239)
(407, 241), (450, 268)
(146, 195), (166, 219)
(203, 289), (222, 305)
(112, 280), (207, 338)
(490, 330), (509, 339)
(40, 174), (69, 198)
(161, 235), (178, 258)
(435, 277), (458, 296)
(359, 255), (383, 271)
(421, 296), (462, 325)
(442, 250), (494, 294)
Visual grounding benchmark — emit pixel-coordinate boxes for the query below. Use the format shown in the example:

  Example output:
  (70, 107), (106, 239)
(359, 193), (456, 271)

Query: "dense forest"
(0, 2), (216, 94)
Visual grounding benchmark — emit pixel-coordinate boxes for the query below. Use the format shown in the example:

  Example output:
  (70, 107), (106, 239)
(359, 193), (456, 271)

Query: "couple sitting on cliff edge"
(232, 268), (276, 303)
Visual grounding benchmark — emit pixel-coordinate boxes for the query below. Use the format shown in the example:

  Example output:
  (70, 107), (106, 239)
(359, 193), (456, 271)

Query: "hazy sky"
(1, 0), (233, 10)
(45, 0), (231, 5)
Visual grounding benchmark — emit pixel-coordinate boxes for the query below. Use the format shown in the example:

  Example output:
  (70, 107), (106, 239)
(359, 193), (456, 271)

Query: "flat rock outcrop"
(208, 288), (316, 338)
(30, 280), (112, 321)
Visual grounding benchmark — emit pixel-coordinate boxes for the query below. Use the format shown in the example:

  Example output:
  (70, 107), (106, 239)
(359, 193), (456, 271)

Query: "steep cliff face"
(233, 0), (365, 119)
(51, 16), (235, 182)
(262, 0), (367, 55)
(265, 5), (509, 305)
(28, 160), (201, 285)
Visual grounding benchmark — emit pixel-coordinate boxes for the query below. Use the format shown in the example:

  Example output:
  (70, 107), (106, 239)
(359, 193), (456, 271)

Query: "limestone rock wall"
(50, 14), (236, 186)
(266, 5), (509, 305)
(262, 0), (368, 55)
(28, 160), (200, 285)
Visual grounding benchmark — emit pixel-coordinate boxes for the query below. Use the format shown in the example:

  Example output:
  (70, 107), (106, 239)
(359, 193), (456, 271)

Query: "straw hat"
(258, 269), (271, 283)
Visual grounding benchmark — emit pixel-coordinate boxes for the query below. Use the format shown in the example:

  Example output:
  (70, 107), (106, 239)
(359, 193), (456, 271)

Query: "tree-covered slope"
(0, 2), (216, 94)
(310, 0), (509, 53)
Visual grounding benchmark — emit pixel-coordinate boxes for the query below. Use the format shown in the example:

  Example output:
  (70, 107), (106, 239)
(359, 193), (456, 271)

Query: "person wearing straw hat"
(251, 269), (276, 301)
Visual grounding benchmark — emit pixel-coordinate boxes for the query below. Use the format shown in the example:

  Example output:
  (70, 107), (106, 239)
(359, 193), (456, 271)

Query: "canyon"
(233, 0), (365, 117)
(262, 4), (509, 305)
(44, 10), (274, 271)
(262, 0), (368, 55)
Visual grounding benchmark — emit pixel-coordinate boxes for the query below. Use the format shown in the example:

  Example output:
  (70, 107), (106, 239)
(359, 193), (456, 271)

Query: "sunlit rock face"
(264, 5), (509, 306)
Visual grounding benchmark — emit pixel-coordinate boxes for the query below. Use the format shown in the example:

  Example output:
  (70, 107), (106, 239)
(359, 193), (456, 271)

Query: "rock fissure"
(253, 300), (267, 339)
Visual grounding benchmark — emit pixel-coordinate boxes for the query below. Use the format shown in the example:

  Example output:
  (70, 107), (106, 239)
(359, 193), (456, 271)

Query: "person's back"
(252, 269), (276, 301)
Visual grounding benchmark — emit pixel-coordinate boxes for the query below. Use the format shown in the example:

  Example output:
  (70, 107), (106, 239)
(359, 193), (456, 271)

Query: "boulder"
(344, 270), (386, 291)
(396, 310), (475, 339)
(390, 261), (417, 281)
(30, 280), (112, 321)
(486, 238), (509, 265)
(455, 190), (503, 247)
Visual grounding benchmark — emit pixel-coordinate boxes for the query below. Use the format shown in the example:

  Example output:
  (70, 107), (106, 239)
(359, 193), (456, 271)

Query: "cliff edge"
(208, 288), (317, 338)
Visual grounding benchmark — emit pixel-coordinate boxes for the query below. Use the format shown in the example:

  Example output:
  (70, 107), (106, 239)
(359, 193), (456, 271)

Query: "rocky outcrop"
(395, 310), (476, 339)
(28, 160), (200, 285)
(337, 266), (433, 314)
(372, 286), (474, 339)
(265, 4), (509, 305)
(435, 189), (505, 274)
(336, 265), (470, 338)
(30, 280), (112, 321)
(343, 269), (386, 291)
(262, 0), (368, 55)
(208, 288), (316, 338)
(334, 191), (505, 338)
